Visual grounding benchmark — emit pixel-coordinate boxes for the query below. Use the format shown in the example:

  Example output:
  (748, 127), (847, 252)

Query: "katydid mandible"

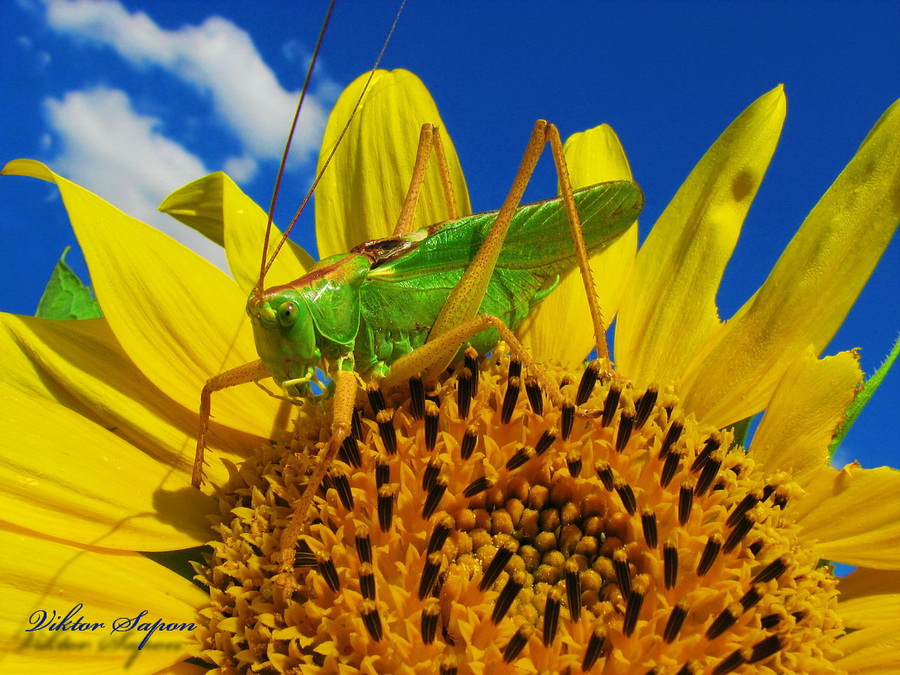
(191, 113), (643, 568)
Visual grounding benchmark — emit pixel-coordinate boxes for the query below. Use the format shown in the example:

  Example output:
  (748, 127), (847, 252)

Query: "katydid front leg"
(193, 359), (269, 487)
(279, 368), (358, 570)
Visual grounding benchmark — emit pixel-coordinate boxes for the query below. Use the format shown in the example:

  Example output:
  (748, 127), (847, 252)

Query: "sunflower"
(1, 69), (898, 674)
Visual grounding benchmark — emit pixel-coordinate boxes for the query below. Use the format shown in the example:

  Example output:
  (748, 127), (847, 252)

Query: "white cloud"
(223, 155), (258, 183)
(44, 0), (334, 166)
(16, 31), (52, 68)
(35, 0), (342, 268)
(44, 87), (228, 269)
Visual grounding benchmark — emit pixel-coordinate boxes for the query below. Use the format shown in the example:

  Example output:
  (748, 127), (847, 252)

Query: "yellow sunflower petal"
(1, 160), (282, 441)
(153, 662), (210, 674)
(0, 524), (205, 673)
(795, 463), (900, 568)
(0, 313), (241, 486)
(750, 347), (863, 487)
(835, 618), (900, 674)
(315, 69), (470, 259)
(519, 124), (637, 366)
(837, 568), (900, 629)
(155, 172), (229, 247)
(0, 382), (214, 551)
(0, 314), (98, 419)
(154, 663), (210, 674)
(564, 124), (639, 325)
(615, 86), (786, 388)
(681, 98), (900, 429)
(159, 172), (314, 293)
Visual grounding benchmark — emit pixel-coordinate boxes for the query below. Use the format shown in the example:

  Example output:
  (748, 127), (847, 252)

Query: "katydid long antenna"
(256, 0), (336, 295)
(257, 0), (408, 293)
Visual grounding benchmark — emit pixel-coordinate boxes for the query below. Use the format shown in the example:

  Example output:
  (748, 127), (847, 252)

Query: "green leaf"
(726, 415), (754, 449)
(830, 334), (900, 455)
(142, 546), (210, 587)
(35, 247), (103, 320)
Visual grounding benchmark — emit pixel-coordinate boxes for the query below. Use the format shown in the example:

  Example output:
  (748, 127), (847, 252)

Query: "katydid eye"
(276, 301), (299, 327)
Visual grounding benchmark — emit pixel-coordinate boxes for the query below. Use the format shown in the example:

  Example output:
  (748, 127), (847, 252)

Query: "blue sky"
(1, 0), (897, 468)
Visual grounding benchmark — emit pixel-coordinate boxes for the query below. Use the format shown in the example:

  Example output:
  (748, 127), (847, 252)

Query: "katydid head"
(247, 287), (320, 395)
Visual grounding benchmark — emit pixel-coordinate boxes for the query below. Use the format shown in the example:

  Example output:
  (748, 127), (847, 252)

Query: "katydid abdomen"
(248, 179), (642, 390)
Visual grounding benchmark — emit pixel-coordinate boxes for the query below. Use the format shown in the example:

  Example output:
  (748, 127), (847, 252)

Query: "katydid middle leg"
(394, 123), (459, 237)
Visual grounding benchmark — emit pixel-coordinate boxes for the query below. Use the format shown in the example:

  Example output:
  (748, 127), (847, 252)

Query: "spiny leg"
(193, 359), (269, 488)
(394, 123), (459, 237)
(279, 368), (358, 571)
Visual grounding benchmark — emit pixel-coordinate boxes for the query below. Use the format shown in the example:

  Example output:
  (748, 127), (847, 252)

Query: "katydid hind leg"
(193, 360), (269, 488)
(424, 120), (551, 361)
(544, 124), (613, 361)
(382, 121), (615, 419)
(383, 313), (564, 410)
(420, 119), (609, 378)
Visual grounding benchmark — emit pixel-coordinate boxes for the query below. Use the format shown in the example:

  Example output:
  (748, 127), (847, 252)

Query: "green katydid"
(189, 12), (643, 571)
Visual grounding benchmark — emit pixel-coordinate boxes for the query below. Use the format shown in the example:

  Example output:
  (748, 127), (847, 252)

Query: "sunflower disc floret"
(195, 346), (844, 674)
